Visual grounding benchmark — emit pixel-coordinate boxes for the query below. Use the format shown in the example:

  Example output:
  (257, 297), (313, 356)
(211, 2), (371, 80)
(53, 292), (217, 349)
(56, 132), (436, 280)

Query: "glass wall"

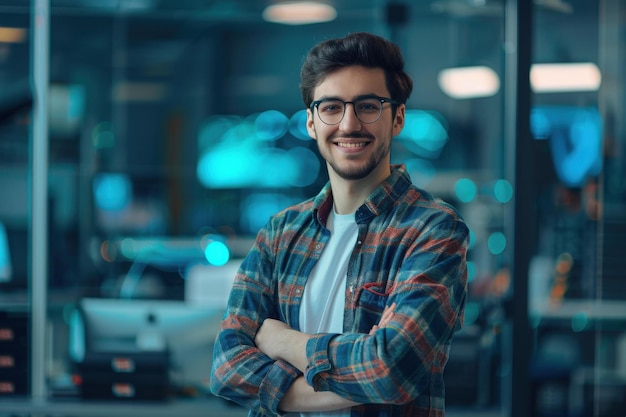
(0, 1), (623, 416)
(529, 1), (626, 416)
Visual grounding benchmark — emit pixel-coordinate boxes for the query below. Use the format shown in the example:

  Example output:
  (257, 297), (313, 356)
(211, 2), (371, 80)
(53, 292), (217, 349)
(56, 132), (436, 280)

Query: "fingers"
(381, 302), (396, 324)
(369, 302), (397, 335)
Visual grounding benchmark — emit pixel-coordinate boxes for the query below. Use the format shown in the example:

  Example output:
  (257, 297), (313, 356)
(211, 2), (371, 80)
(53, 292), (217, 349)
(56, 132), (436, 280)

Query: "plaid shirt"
(211, 165), (469, 417)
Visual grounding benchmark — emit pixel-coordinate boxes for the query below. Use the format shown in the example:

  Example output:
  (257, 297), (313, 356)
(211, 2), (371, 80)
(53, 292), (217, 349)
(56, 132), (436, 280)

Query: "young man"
(210, 32), (469, 417)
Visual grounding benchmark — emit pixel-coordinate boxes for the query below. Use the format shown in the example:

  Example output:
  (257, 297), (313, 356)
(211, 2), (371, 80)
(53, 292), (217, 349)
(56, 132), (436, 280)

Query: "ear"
(306, 108), (317, 140)
(392, 104), (406, 136)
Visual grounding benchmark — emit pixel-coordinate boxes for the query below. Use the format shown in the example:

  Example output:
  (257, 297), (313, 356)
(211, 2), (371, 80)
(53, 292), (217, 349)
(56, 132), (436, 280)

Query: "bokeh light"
(397, 110), (448, 159)
(455, 178), (477, 203)
(493, 179), (514, 203)
(93, 173), (132, 211)
(405, 158), (436, 187)
(255, 110), (289, 141)
(467, 261), (476, 283)
(204, 240), (230, 266)
(487, 232), (507, 255)
(289, 109), (311, 140)
(571, 312), (589, 332)
(285, 146), (320, 187)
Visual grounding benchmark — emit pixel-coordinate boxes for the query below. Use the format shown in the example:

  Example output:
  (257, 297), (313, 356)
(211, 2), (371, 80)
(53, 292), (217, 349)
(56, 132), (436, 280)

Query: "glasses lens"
(317, 99), (345, 125)
(354, 98), (383, 123)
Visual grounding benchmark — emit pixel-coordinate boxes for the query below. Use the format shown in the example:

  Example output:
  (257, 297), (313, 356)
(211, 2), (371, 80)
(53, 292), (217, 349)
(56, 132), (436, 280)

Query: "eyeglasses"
(310, 95), (399, 125)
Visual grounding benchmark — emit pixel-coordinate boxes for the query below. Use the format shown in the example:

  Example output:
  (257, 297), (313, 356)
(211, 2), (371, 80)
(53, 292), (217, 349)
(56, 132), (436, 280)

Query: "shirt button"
(296, 289), (302, 294)
(357, 240), (362, 245)
(315, 244), (321, 250)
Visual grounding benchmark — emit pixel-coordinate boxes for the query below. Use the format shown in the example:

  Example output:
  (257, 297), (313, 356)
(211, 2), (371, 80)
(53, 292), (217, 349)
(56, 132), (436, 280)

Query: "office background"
(0, 0), (624, 416)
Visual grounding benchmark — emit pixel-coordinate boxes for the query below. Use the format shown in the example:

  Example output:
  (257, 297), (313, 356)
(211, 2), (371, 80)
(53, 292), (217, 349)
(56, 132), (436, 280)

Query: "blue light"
(530, 109), (551, 139)
(285, 146), (320, 187)
(531, 106), (602, 187)
(487, 232), (507, 255)
(463, 301), (480, 326)
(405, 158), (436, 187)
(93, 173), (132, 211)
(240, 193), (299, 233)
(454, 178), (477, 203)
(198, 116), (238, 150)
(571, 312), (589, 332)
(467, 261), (476, 283)
(197, 146), (258, 188)
(493, 179), (513, 203)
(468, 228), (476, 250)
(204, 241), (230, 266)
(289, 109), (311, 140)
(68, 85), (85, 120)
(397, 110), (448, 159)
(260, 148), (299, 187)
(255, 110), (289, 141)
(0, 222), (11, 281)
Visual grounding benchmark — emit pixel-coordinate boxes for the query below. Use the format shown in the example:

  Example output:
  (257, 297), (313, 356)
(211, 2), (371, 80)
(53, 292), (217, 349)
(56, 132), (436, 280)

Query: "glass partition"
(529, 1), (626, 416)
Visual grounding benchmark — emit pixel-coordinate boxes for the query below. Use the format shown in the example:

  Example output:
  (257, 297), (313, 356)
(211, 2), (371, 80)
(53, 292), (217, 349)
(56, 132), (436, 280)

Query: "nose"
(339, 102), (362, 130)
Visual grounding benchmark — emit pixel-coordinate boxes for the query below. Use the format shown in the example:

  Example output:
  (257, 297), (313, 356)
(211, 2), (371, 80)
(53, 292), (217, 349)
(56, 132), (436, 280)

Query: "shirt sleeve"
(210, 224), (301, 415)
(304, 217), (469, 405)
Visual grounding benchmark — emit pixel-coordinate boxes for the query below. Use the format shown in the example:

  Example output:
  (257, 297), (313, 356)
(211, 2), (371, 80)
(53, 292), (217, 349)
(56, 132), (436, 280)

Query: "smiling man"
(210, 32), (469, 417)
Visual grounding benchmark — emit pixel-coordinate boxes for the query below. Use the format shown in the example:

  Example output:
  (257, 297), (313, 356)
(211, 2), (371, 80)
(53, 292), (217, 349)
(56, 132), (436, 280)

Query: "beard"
(326, 151), (383, 180)
(320, 131), (392, 181)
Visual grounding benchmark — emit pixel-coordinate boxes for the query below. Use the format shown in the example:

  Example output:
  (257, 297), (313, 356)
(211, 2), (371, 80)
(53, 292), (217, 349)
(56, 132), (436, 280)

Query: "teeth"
(337, 142), (366, 148)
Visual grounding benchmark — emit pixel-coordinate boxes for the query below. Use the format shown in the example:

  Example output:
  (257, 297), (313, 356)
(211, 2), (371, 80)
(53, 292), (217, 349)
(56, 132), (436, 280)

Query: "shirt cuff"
(304, 333), (338, 391)
(258, 359), (301, 415)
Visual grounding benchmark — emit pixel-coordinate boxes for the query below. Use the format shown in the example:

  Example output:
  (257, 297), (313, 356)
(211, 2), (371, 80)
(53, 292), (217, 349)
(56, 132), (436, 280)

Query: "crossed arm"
(254, 303), (396, 413)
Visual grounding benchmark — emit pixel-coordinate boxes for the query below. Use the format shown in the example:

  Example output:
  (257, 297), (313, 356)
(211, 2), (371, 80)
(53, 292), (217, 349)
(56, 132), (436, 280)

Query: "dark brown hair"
(300, 32), (413, 108)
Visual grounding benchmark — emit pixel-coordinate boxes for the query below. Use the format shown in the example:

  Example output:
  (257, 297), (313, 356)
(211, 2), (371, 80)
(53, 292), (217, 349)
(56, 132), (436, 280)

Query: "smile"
(336, 142), (368, 148)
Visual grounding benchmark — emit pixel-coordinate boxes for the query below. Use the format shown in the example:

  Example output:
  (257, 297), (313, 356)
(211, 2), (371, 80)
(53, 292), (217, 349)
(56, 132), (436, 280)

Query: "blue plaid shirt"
(211, 165), (469, 417)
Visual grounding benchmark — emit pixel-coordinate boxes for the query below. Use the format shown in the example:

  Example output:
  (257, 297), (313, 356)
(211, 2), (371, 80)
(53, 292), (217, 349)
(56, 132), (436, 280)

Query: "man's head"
(300, 32), (413, 110)
(301, 33), (413, 184)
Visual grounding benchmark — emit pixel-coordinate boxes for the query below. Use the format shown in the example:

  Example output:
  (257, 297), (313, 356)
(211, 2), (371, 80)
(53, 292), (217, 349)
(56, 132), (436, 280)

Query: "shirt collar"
(312, 164), (413, 226)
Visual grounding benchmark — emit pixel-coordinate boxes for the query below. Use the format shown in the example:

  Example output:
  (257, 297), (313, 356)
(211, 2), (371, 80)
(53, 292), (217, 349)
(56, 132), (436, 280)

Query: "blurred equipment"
(69, 298), (223, 400)
(0, 310), (29, 396)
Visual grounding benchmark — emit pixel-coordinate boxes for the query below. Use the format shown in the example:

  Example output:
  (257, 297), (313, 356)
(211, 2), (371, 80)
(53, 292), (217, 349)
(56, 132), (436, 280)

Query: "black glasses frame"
(310, 95), (399, 125)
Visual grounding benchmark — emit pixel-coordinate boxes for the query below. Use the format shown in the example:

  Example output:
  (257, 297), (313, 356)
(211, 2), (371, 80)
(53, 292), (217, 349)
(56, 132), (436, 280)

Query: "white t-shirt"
(298, 207), (358, 417)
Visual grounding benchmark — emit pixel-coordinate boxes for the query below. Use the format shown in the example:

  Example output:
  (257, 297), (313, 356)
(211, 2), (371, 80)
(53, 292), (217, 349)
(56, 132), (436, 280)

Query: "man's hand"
(369, 302), (396, 335)
(255, 318), (310, 372)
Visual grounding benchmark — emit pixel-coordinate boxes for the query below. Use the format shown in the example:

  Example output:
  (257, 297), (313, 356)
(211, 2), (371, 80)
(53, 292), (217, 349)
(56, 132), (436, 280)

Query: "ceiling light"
(531, 62), (601, 93)
(438, 66), (500, 99)
(263, 2), (337, 25)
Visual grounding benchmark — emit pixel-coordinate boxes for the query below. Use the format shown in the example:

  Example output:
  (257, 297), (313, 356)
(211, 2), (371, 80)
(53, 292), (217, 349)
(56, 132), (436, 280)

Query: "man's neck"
(329, 166), (391, 215)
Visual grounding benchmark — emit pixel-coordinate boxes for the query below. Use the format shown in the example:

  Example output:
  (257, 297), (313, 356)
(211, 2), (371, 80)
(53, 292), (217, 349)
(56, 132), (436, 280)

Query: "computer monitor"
(69, 297), (224, 394)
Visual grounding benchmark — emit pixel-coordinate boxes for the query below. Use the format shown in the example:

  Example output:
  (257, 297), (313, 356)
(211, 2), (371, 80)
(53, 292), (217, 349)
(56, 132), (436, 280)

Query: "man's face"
(306, 65), (405, 182)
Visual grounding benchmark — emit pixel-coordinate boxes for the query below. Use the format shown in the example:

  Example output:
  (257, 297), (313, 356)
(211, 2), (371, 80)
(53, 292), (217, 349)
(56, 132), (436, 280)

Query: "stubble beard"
(322, 131), (393, 181)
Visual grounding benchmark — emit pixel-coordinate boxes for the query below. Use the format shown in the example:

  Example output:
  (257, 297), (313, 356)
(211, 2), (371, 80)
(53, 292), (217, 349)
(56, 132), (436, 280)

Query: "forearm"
(279, 376), (360, 413)
(255, 319), (310, 373)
